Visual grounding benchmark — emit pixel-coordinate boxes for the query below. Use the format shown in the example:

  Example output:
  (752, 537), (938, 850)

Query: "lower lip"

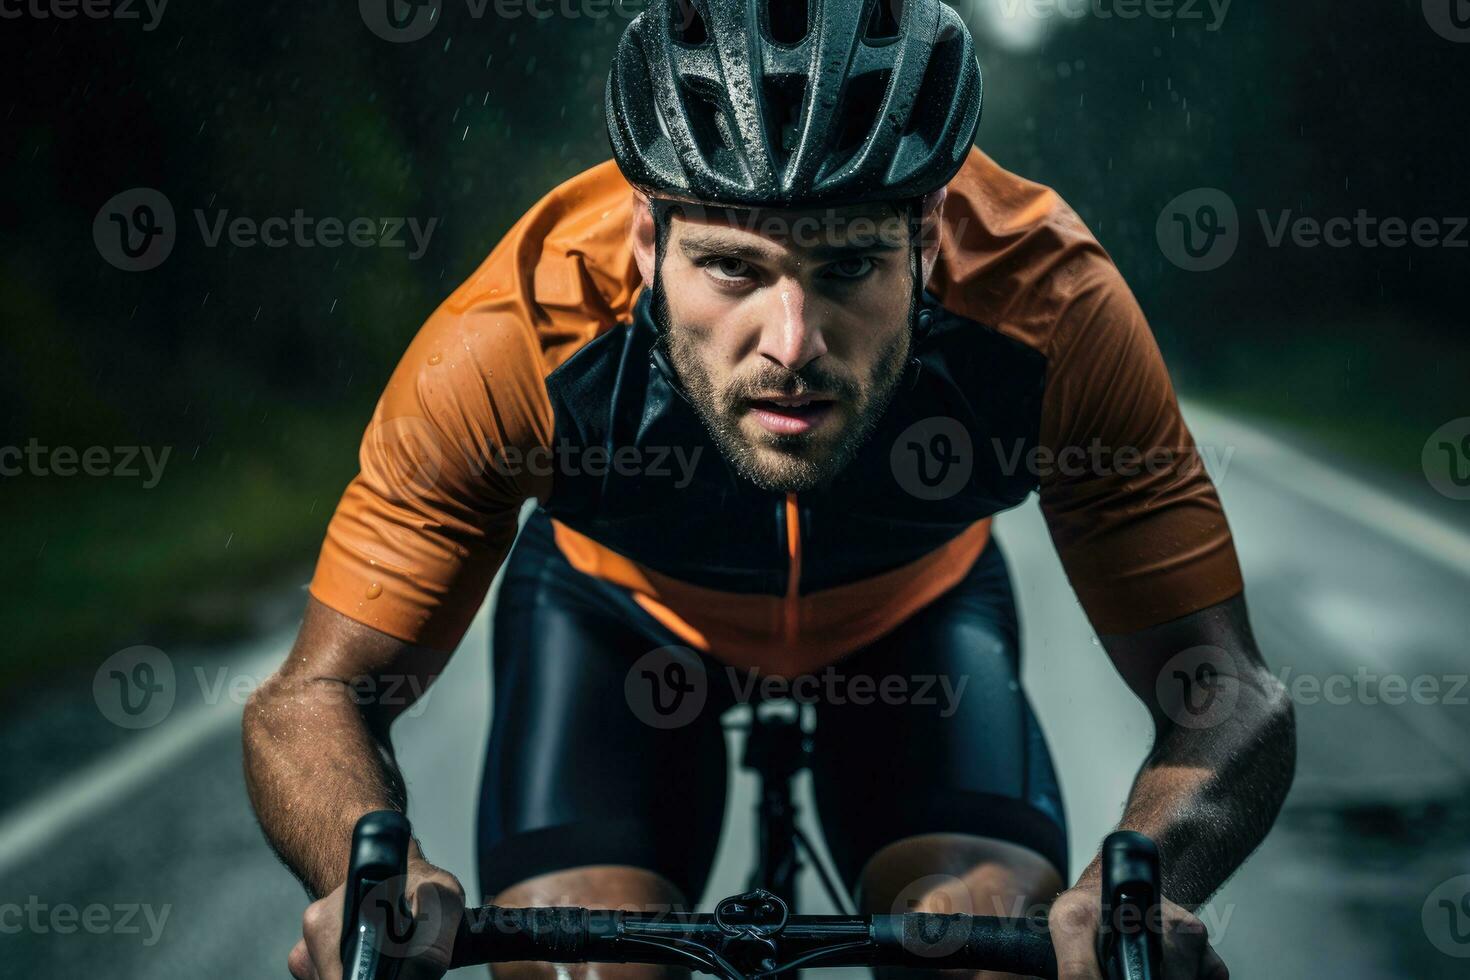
(748, 402), (836, 436)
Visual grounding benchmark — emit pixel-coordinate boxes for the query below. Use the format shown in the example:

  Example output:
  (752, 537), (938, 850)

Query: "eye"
(704, 257), (756, 282)
(825, 256), (876, 281)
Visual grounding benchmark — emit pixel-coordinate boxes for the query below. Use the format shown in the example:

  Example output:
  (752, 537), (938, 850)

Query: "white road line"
(0, 645), (288, 876)
(1184, 401), (1470, 578)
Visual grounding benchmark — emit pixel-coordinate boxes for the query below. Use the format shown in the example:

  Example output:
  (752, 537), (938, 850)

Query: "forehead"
(668, 201), (908, 253)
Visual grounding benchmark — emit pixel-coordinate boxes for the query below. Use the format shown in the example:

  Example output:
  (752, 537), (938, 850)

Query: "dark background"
(2, 0), (1467, 683)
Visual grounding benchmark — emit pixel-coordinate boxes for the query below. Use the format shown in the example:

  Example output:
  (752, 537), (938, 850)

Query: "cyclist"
(245, 2), (1294, 978)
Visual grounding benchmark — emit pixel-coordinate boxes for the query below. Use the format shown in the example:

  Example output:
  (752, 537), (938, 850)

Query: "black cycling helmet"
(606, 0), (983, 209)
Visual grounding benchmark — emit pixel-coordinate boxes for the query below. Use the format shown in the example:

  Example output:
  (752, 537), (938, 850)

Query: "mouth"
(746, 395), (839, 436)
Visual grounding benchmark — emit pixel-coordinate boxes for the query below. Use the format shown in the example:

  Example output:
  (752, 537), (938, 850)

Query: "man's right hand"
(289, 859), (466, 980)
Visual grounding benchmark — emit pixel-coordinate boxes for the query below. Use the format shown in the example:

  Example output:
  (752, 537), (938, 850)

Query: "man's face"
(653, 203), (915, 494)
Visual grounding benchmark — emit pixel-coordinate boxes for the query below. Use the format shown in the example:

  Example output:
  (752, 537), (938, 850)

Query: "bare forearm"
(1077, 680), (1296, 908)
(243, 679), (411, 897)
(242, 599), (447, 899)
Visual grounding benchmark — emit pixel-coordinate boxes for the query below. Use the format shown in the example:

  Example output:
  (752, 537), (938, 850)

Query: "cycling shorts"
(476, 509), (1068, 904)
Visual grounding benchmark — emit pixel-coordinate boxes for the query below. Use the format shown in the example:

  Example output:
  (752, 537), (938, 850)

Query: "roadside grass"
(1, 410), (362, 693)
(1171, 318), (1469, 483)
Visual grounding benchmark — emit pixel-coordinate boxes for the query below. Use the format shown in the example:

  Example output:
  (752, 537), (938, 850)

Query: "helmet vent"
(828, 69), (891, 169)
(681, 80), (746, 179)
(865, 0), (903, 43)
(904, 31), (963, 146)
(670, 0), (709, 46)
(763, 0), (810, 46)
(762, 74), (808, 159)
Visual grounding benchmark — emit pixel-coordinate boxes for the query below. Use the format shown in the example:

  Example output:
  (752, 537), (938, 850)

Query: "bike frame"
(737, 699), (851, 913)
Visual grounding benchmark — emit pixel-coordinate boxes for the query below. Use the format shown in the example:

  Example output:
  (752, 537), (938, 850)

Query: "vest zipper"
(780, 493), (802, 645)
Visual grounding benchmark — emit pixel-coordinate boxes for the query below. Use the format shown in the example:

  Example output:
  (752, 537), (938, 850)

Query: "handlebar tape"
(871, 913), (1058, 979)
(451, 906), (599, 967)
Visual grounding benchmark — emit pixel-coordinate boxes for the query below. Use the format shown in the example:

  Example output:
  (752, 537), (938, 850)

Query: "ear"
(917, 187), (948, 286)
(630, 192), (657, 284)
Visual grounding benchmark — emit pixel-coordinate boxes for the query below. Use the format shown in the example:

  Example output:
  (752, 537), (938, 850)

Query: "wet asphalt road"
(4, 405), (1469, 978)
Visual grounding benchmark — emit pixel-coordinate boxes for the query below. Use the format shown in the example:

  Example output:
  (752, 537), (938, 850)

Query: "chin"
(732, 430), (852, 494)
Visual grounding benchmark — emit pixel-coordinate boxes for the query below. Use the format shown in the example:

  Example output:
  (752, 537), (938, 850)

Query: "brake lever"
(341, 810), (412, 980)
(1097, 832), (1164, 980)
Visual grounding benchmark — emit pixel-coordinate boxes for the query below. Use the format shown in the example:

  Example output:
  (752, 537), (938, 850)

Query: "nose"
(755, 279), (828, 374)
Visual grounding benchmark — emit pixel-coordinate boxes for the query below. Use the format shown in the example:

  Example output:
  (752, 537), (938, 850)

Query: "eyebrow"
(678, 233), (780, 263)
(677, 230), (906, 263)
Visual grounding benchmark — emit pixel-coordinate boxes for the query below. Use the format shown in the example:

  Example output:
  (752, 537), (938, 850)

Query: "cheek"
(828, 287), (909, 365)
(664, 274), (760, 372)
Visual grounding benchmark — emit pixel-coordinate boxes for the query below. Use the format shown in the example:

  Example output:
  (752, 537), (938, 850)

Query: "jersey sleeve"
(1036, 268), (1243, 636)
(307, 293), (555, 651)
(307, 161), (638, 650)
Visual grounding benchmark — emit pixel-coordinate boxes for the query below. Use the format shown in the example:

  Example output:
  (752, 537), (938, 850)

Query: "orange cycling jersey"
(309, 149), (1243, 675)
